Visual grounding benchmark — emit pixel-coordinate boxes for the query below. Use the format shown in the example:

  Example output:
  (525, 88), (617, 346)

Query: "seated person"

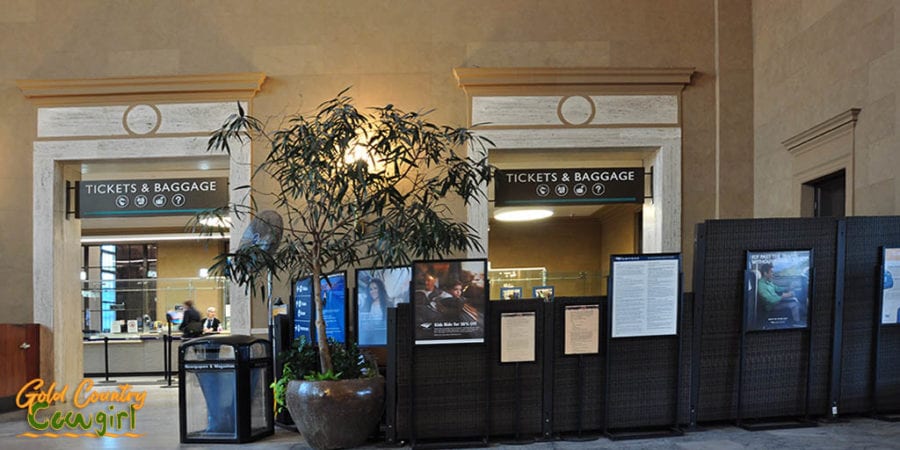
(757, 263), (801, 326)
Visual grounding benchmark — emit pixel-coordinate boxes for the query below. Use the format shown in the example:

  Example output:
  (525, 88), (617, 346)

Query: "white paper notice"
(564, 305), (599, 355)
(611, 257), (679, 338)
(500, 312), (536, 363)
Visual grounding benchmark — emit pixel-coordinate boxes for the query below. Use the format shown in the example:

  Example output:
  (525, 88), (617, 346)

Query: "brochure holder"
(603, 253), (683, 440)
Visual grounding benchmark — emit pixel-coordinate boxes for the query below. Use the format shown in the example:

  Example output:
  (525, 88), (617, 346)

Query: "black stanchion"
(96, 336), (116, 384)
(162, 318), (177, 388)
(561, 354), (595, 442)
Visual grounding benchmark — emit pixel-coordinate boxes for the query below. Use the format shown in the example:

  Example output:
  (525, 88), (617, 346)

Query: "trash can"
(179, 335), (274, 443)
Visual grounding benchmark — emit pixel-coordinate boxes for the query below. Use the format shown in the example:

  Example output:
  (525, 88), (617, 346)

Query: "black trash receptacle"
(179, 335), (274, 443)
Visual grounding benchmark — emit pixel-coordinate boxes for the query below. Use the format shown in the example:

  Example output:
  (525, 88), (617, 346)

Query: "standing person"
(179, 300), (203, 337)
(203, 307), (221, 334)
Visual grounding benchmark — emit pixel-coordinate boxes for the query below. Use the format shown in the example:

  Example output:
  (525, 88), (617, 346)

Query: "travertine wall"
(1, 1), (753, 336)
(753, 0), (899, 216)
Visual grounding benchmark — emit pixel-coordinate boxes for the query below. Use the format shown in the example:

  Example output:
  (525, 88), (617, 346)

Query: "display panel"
(532, 285), (555, 301)
(609, 254), (680, 338)
(745, 250), (811, 331)
(292, 272), (347, 343)
(881, 247), (900, 324)
(413, 259), (487, 345)
(500, 287), (523, 300)
(355, 266), (412, 346)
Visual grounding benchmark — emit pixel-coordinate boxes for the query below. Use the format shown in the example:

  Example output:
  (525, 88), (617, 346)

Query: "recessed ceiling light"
(493, 208), (553, 222)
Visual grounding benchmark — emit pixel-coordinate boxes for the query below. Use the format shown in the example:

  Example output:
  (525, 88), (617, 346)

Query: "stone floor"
(1, 377), (899, 449)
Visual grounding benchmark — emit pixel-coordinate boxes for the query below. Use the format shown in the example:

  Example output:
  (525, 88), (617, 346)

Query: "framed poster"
(500, 312), (536, 363)
(745, 250), (811, 331)
(532, 285), (555, 301)
(413, 259), (487, 345)
(564, 304), (599, 355)
(500, 287), (523, 300)
(610, 254), (680, 338)
(355, 266), (412, 346)
(292, 272), (348, 343)
(881, 247), (900, 324)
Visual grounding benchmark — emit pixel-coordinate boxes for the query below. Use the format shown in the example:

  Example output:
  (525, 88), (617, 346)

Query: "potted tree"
(205, 89), (493, 449)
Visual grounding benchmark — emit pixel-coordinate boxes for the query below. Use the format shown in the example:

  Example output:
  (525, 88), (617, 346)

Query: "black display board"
(693, 218), (838, 423)
(873, 246), (900, 420)
(605, 254), (683, 439)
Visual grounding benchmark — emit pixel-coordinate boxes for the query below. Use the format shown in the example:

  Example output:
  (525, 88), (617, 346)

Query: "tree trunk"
(312, 262), (334, 374)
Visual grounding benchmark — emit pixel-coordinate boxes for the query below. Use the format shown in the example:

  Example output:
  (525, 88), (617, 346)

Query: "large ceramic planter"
(285, 376), (385, 450)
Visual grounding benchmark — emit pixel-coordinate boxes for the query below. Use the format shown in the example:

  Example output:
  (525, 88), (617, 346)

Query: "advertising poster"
(533, 285), (555, 301)
(500, 287), (523, 300)
(293, 273), (347, 343)
(500, 312), (536, 363)
(356, 267), (412, 346)
(413, 259), (487, 345)
(882, 247), (900, 324)
(610, 254), (680, 338)
(564, 304), (599, 355)
(745, 250), (811, 331)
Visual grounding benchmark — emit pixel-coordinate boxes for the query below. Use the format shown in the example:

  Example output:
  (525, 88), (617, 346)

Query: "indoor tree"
(205, 89), (493, 374)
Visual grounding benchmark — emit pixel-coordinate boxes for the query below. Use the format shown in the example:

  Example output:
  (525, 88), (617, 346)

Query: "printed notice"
(883, 248), (900, 324)
(564, 305), (599, 355)
(500, 312), (536, 363)
(610, 255), (680, 338)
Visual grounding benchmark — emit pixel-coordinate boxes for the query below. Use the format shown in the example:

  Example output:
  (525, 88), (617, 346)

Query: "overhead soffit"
(17, 72), (266, 105)
(453, 67), (695, 95)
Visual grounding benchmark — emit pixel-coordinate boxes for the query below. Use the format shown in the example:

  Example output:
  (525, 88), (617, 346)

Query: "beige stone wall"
(1, 0), (754, 330)
(753, 0), (898, 216)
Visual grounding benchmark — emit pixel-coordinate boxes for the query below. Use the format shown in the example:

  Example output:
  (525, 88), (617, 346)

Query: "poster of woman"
(355, 267), (412, 346)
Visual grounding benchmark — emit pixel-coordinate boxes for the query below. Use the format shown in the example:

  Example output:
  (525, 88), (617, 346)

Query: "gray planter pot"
(285, 376), (385, 449)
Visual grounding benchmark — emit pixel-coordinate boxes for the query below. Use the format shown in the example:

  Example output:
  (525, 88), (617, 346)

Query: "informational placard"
(356, 266), (411, 346)
(293, 273), (347, 343)
(881, 247), (900, 324)
(564, 305), (599, 355)
(500, 312), (536, 363)
(413, 259), (487, 345)
(77, 177), (228, 218)
(293, 277), (313, 340)
(495, 168), (644, 207)
(610, 254), (680, 338)
(745, 250), (811, 331)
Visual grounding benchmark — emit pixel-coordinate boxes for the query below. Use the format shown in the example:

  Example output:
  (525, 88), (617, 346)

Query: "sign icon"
(134, 195), (148, 208)
(153, 194), (167, 207)
(115, 195), (129, 208)
(592, 183), (606, 196)
(536, 184), (550, 197)
(172, 194), (186, 207)
(573, 183), (587, 196)
(555, 184), (568, 196)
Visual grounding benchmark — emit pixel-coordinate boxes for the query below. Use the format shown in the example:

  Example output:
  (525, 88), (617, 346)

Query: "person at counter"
(179, 300), (203, 337)
(203, 307), (222, 334)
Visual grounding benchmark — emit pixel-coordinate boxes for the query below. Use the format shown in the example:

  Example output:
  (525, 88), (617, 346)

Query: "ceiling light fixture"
(493, 208), (554, 222)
